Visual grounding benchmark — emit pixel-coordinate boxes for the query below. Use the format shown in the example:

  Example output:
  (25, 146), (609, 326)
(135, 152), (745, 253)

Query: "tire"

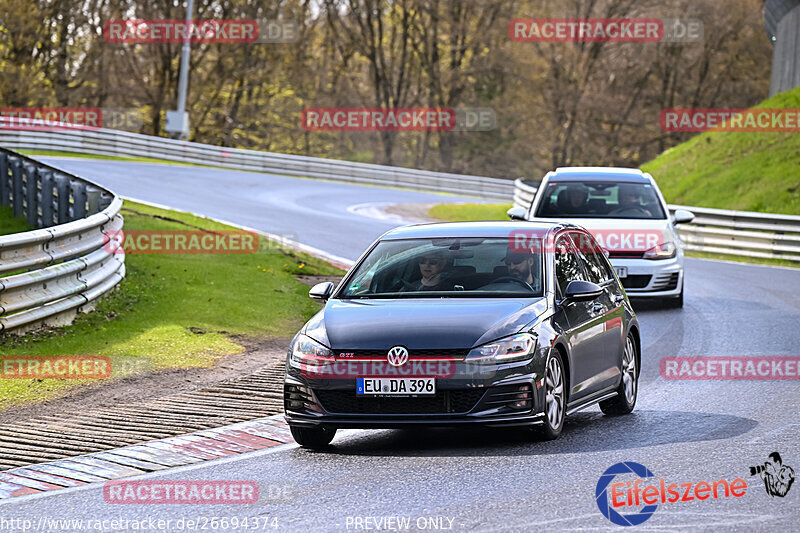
(290, 425), (336, 450)
(600, 333), (638, 416)
(535, 350), (566, 440)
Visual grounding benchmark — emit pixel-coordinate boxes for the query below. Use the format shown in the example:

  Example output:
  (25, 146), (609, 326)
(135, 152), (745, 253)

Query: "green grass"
(0, 201), (344, 410)
(642, 87), (800, 215)
(0, 206), (31, 236)
(428, 203), (512, 222)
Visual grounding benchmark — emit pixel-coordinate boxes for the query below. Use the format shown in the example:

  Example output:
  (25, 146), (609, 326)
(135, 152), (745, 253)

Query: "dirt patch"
(0, 336), (290, 425)
(295, 275), (343, 287)
(382, 203), (439, 223)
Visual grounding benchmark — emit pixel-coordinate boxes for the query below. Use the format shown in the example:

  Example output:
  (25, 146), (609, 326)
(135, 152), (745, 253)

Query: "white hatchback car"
(509, 167), (694, 307)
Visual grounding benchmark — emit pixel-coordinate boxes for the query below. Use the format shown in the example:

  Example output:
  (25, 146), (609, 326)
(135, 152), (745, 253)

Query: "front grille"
(314, 389), (485, 415)
(609, 251), (645, 259)
(621, 275), (651, 289)
(335, 349), (466, 360)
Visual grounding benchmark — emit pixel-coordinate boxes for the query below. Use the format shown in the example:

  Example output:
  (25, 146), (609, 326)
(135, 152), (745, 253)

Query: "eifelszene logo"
(596, 462), (748, 526)
(749, 452), (795, 498)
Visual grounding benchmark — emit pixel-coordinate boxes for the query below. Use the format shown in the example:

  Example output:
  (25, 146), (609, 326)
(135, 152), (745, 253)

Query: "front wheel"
(290, 425), (336, 450)
(535, 350), (566, 440)
(600, 333), (638, 416)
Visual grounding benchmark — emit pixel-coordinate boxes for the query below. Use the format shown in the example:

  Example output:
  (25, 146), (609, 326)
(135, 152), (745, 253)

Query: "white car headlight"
(466, 333), (537, 365)
(291, 334), (335, 369)
(643, 241), (676, 260)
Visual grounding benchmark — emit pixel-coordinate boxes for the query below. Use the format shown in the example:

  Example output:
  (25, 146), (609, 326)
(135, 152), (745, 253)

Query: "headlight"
(290, 334), (335, 369)
(643, 241), (676, 260)
(465, 333), (537, 364)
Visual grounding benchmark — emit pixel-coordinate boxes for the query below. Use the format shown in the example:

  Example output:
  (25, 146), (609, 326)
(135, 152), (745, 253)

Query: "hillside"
(642, 87), (800, 215)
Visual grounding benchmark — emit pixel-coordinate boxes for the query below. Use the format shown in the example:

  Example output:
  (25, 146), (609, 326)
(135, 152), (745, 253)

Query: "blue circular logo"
(596, 462), (658, 526)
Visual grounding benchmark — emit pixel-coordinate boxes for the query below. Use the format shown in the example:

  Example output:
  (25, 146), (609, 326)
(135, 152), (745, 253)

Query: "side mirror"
(672, 209), (695, 225)
(309, 282), (334, 302)
(507, 206), (527, 221)
(564, 280), (603, 302)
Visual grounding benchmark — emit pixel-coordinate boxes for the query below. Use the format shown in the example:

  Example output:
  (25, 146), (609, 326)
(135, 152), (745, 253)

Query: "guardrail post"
(98, 192), (113, 211)
(24, 162), (39, 227)
(40, 170), (55, 227)
(0, 153), (9, 206)
(87, 185), (100, 214)
(71, 181), (87, 219)
(11, 158), (24, 218)
(54, 174), (70, 223)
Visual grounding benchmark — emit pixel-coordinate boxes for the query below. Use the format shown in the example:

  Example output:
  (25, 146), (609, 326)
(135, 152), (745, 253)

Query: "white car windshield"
(535, 181), (666, 219)
(339, 237), (544, 298)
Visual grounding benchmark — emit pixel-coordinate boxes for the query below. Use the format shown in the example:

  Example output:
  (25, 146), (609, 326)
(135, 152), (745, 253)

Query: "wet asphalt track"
(1, 157), (798, 532)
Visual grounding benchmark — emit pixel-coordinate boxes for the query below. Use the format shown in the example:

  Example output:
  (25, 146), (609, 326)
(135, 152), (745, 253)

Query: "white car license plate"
(356, 377), (435, 396)
(614, 266), (628, 279)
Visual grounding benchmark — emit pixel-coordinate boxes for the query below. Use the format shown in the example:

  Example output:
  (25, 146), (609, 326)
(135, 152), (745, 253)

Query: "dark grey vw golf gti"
(284, 221), (640, 449)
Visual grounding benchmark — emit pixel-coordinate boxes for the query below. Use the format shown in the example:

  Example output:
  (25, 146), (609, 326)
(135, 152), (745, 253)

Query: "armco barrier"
(0, 148), (125, 333)
(513, 179), (800, 262)
(0, 125), (514, 200)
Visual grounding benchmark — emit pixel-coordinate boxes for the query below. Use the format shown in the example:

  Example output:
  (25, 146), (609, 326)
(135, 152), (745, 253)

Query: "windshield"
(534, 181), (666, 219)
(338, 237), (544, 298)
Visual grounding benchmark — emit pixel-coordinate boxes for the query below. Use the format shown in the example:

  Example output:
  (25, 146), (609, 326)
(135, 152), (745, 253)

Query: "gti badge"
(387, 346), (409, 367)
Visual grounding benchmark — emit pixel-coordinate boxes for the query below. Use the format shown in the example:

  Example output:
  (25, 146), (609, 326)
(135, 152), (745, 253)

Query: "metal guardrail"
(513, 179), (800, 262)
(0, 126), (514, 200)
(0, 148), (125, 334)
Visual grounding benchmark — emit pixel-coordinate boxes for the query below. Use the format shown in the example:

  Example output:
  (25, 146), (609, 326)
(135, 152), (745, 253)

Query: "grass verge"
(0, 201), (344, 410)
(0, 206), (31, 236)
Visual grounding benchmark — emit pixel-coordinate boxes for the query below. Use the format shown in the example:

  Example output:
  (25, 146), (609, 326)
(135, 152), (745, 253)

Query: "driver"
(610, 184), (652, 216)
(503, 249), (536, 286)
(403, 250), (454, 291)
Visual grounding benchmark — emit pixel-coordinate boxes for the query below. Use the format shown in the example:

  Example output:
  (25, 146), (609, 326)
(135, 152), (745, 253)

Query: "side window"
(570, 232), (611, 284)
(555, 235), (587, 295)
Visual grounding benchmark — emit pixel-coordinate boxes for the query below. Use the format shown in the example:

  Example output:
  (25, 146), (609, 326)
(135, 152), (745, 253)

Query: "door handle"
(591, 303), (604, 315)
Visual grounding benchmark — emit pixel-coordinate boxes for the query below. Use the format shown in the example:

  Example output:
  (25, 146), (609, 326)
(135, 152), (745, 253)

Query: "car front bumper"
(283, 373), (546, 430)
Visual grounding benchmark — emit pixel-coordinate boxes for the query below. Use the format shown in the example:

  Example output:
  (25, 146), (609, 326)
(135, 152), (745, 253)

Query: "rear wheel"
(600, 333), (638, 416)
(290, 425), (336, 450)
(535, 350), (566, 440)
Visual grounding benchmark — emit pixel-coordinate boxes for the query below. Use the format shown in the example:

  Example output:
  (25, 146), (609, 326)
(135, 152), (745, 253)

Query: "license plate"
(356, 377), (435, 396)
(614, 267), (628, 279)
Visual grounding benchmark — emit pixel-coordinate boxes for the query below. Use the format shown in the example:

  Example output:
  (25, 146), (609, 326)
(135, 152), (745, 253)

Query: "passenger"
(404, 251), (454, 291)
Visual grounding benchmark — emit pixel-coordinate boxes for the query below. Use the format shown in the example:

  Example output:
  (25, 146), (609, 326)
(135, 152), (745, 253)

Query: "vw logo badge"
(387, 346), (409, 367)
